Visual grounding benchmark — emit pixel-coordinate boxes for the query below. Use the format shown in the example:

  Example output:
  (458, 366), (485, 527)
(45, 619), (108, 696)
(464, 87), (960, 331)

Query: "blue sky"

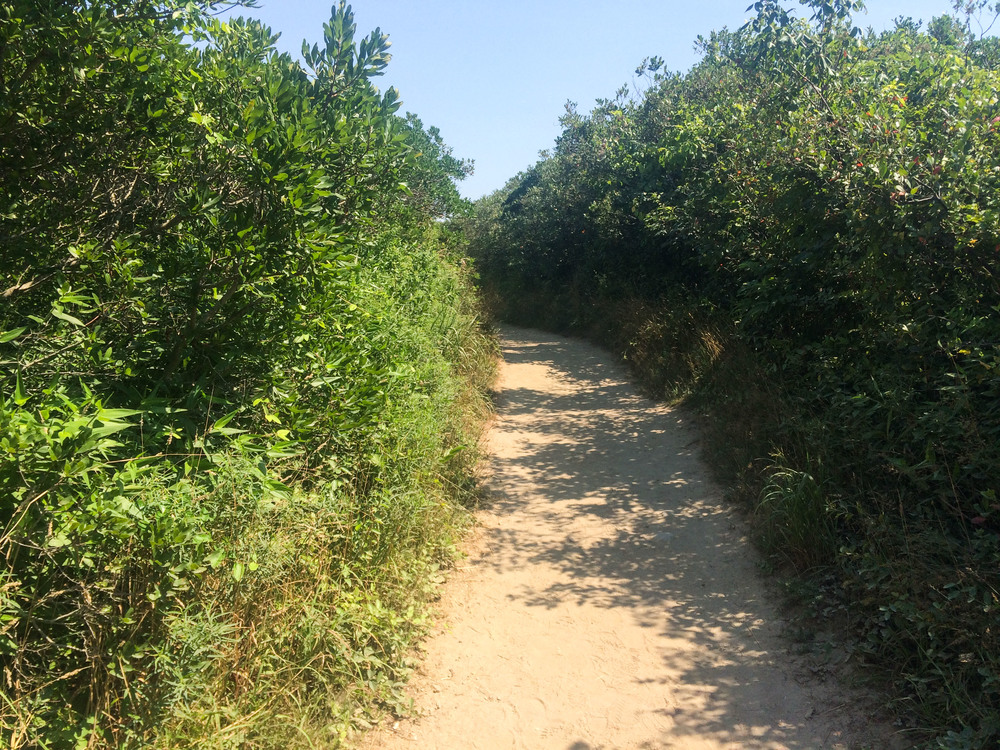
(221, 1), (962, 200)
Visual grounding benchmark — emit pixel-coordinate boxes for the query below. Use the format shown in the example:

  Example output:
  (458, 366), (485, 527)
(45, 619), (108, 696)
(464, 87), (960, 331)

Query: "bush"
(467, 1), (1000, 742)
(1, 2), (491, 746)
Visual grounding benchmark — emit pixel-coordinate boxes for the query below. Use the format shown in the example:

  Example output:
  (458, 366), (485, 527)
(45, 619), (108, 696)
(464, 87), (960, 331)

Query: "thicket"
(468, 0), (1000, 745)
(1, 1), (492, 747)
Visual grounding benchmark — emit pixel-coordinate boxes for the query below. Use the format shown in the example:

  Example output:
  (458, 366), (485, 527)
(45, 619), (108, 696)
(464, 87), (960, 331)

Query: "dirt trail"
(362, 327), (892, 750)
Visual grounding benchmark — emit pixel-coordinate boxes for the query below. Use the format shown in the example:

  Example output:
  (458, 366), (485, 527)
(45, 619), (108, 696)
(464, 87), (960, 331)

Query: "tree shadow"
(474, 326), (887, 749)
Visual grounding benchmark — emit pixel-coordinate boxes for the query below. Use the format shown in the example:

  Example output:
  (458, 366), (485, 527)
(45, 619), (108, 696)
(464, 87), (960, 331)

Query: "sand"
(359, 327), (900, 750)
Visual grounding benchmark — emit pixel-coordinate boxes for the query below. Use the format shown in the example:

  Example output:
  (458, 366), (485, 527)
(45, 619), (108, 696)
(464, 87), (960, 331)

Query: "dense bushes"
(468, 1), (1000, 745)
(1, 1), (491, 746)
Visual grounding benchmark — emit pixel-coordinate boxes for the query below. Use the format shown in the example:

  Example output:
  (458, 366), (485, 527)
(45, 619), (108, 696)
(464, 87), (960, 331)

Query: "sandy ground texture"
(360, 327), (902, 750)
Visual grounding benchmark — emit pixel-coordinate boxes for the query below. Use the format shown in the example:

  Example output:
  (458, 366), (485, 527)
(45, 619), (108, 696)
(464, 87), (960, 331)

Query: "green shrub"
(1, 1), (491, 746)
(468, 1), (1000, 742)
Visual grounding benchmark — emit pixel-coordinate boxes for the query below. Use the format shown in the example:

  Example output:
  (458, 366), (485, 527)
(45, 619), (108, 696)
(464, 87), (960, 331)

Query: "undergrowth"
(2, 232), (495, 749)
(1, 2), (495, 746)
(479, 280), (997, 748)
(468, 3), (1000, 743)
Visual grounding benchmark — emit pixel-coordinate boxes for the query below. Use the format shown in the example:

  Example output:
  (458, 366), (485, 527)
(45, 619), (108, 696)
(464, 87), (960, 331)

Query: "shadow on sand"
(480, 327), (864, 749)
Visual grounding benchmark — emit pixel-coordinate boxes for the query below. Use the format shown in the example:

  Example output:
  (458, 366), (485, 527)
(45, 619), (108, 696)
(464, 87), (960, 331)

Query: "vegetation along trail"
(365, 327), (894, 750)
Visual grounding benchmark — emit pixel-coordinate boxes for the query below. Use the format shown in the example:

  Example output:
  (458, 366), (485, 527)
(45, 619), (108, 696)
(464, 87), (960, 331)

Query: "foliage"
(1, 1), (489, 747)
(469, 2), (1000, 744)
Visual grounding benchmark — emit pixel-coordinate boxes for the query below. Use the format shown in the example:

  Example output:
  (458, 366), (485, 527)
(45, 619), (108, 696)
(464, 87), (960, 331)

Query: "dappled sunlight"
(471, 327), (865, 748)
(368, 326), (885, 750)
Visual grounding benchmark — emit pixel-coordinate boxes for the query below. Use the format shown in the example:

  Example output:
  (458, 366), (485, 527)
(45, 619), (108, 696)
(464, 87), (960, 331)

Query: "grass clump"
(754, 463), (837, 571)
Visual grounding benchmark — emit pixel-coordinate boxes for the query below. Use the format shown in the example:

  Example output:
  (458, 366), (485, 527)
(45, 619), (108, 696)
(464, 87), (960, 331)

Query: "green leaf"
(51, 308), (85, 327)
(47, 533), (72, 548)
(96, 409), (143, 421)
(87, 422), (135, 439)
(13, 373), (28, 406)
(0, 327), (27, 343)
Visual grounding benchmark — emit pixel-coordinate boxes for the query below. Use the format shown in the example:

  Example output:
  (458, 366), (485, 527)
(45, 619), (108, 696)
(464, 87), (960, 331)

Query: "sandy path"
(361, 327), (890, 750)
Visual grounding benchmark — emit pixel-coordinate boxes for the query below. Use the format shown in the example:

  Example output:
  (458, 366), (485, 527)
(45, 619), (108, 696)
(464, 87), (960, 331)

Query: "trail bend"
(362, 327), (893, 750)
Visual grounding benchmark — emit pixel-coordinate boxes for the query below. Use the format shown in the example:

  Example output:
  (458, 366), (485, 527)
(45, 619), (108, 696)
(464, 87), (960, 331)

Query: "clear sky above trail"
(222, 1), (963, 200)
